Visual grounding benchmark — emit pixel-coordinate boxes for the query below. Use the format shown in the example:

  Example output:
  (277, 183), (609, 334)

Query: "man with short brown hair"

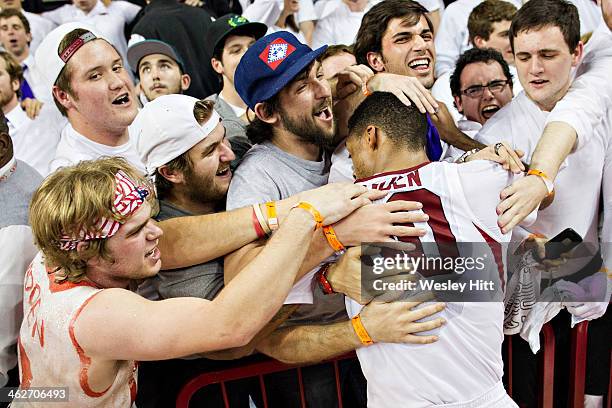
(36, 23), (144, 174)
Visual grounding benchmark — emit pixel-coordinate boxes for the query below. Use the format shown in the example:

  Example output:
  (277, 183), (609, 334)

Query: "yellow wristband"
(291, 201), (324, 229)
(265, 201), (279, 231)
(351, 314), (374, 346)
(323, 225), (346, 253)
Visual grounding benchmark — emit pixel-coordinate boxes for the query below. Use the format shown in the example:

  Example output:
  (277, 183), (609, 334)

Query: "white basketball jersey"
(347, 160), (532, 407)
(16, 252), (137, 407)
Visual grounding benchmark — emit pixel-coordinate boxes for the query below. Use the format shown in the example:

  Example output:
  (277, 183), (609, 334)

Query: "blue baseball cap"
(235, 31), (327, 111)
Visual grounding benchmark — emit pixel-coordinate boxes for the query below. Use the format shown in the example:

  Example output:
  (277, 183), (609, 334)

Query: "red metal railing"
(569, 322), (590, 408)
(176, 352), (355, 408)
(177, 322), (606, 408)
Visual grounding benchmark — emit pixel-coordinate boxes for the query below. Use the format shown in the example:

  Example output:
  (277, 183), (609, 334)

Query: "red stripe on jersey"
(474, 224), (505, 291)
(18, 336), (32, 388)
(388, 189), (460, 276)
(69, 291), (110, 398)
(389, 189), (459, 256)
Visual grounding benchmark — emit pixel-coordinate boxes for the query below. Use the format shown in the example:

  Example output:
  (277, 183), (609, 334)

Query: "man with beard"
(127, 38), (191, 104)
(225, 31), (444, 407)
(134, 94), (445, 407)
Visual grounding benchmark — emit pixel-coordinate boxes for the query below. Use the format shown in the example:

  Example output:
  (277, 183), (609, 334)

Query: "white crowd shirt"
(42, 0), (140, 64)
(21, 53), (52, 103)
(476, 91), (610, 274)
(242, 0), (317, 28)
(311, 0), (379, 49)
(0, 158), (38, 388)
(51, 123), (146, 175)
(6, 104), (66, 177)
(21, 10), (55, 55)
(545, 23), (612, 150)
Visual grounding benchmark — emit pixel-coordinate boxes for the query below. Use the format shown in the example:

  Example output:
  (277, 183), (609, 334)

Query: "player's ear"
(365, 125), (381, 150)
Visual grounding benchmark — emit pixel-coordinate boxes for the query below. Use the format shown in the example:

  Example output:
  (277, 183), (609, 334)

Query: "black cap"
(205, 14), (268, 58)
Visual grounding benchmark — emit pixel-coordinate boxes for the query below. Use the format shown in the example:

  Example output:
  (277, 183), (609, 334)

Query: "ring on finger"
(494, 142), (504, 156)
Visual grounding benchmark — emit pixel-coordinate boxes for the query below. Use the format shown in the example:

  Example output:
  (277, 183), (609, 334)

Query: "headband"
(60, 32), (97, 63)
(58, 170), (150, 251)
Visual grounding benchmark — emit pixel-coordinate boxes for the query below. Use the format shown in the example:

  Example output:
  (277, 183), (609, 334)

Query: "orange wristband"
(351, 314), (374, 346)
(292, 201), (324, 229)
(323, 225), (346, 253)
(265, 201), (279, 231)
(527, 169), (554, 195)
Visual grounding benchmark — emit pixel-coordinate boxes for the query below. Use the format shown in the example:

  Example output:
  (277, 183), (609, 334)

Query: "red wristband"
(316, 263), (334, 295)
(252, 207), (266, 239)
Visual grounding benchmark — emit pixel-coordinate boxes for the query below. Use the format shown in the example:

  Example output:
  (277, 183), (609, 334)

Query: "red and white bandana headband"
(58, 170), (150, 251)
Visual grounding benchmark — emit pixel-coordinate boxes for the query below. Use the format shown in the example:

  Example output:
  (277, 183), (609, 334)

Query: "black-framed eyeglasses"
(461, 79), (511, 98)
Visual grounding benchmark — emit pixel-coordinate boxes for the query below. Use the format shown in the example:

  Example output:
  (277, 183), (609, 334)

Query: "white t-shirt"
(600, 109), (612, 276)
(21, 53), (53, 103)
(567, 0), (603, 36)
(311, 0), (378, 49)
(347, 160), (533, 407)
(242, 0), (317, 28)
(476, 91), (609, 270)
(6, 104), (67, 177)
(22, 11), (55, 55)
(545, 23), (612, 149)
(51, 124), (146, 175)
(42, 0), (141, 65)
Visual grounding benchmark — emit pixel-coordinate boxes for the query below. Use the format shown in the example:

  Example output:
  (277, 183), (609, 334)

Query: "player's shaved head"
(348, 91), (428, 151)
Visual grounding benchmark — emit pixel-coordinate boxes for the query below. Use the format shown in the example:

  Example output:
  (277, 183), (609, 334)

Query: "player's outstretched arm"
(74, 184), (373, 361)
(256, 301), (445, 364)
(158, 183), (367, 269)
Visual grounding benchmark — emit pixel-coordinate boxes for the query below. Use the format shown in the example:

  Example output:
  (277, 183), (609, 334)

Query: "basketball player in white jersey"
(344, 91), (536, 408)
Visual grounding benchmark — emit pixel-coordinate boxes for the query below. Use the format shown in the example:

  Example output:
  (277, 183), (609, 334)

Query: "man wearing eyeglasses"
(442, 47), (514, 159)
(450, 48), (514, 131)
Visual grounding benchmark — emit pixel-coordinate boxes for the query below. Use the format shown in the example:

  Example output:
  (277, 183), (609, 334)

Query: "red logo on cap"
(259, 38), (296, 70)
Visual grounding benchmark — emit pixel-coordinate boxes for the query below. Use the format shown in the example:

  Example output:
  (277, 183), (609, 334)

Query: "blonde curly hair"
(29, 157), (156, 282)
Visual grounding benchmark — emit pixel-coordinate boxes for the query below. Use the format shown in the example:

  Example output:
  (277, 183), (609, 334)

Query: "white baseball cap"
(135, 94), (221, 176)
(34, 22), (107, 92)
